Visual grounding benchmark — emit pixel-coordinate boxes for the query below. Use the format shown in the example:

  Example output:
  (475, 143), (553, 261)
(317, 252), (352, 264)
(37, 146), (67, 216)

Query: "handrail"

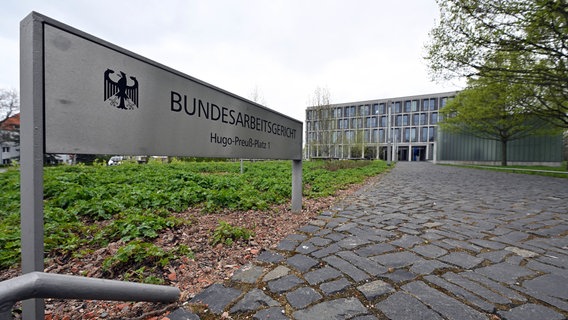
(0, 272), (180, 319)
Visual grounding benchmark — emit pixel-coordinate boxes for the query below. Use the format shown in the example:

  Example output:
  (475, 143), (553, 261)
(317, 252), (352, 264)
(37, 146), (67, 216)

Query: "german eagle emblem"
(104, 69), (139, 110)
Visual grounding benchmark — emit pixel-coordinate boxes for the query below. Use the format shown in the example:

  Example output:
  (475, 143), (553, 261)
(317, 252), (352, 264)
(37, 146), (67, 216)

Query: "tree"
(440, 76), (560, 166)
(308, 86), (334, 159)
(0, 88), (20, 143)
(426, 0), (568, 127)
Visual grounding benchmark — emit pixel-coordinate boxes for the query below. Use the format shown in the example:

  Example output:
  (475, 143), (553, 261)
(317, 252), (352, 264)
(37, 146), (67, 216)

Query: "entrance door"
(411, 146), (426, 161)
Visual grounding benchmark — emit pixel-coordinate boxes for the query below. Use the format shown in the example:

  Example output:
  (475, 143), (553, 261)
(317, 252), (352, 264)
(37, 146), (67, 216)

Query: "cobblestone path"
(170, 162), (568, 320)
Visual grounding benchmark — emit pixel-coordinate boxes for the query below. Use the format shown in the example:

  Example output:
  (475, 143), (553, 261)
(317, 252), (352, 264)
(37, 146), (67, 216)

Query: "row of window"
(307, 112), (439, 131)
(307, 97), (449, 120)
(307, 127), (437, 144)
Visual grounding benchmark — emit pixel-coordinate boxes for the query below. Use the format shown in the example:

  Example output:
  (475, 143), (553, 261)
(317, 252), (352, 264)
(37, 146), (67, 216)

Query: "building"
(305, 91), (457, 161)
(0, 113), (20, 164)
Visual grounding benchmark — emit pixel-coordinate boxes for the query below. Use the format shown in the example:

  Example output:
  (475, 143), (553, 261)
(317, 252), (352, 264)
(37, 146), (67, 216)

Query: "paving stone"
(424, 275), (495, 312)
(357, 280), (395, 301)
(409, 260), (451, 275)
(276, 239), (299, 252)
(263, 266), (290, 282)
(439, 252), (484, 269)
(504, 246), (538, 258)
(295, 242), (318, 254)
(391, 235), (424, 248)
(442, 272), (511, 305)
(352, 316), (379, 320)
(355, 243), (396, 257)
(287, 254), (319, 273)
(310, 243), (341, 259)
(319, 277), (351, 295)
(497, 304), (564, 320)
(522, 274), (568, 300)
(232, 264), (265, 284)
(167, 308), (200, 320)
(337, 235), (371, 249)
(324, 232), (347, 242)
(475, 262), (534, 284)
(336, 251), (388, 276)
(412, 244), (448, 258)
(308, 236), (333, 247)
(476, 250), (510, 263)
(286, 287), (322, 309)
(304, 266), (342, 285)
(267, 274), (304, 294)
(292, 297), (369, 320)
(323, 255), (370, 282)
(402, 281), (487, 320)
(440, 239), (483, 253)
(256, 250), (285, 264)
(298, 224), (321, 234)
(191, 284), (242, 314)
(460, 271), (527, 302)
(382, 269), (417, 283)
(468, 239), (507, 250)
(253, 307), (290, 320)
(376, 291), (444, 320)
(230, 289), (279, 313)
(370, 251), (422, 268)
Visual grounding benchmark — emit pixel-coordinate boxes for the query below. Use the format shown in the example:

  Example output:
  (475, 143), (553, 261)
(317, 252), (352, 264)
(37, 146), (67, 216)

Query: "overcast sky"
(1, 0), (462, 122)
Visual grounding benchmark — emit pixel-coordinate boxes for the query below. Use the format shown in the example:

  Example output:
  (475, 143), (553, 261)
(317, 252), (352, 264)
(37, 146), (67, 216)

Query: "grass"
(453, 161), (568, 179)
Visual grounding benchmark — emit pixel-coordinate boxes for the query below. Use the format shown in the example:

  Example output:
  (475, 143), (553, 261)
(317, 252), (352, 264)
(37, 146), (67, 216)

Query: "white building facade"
(305, 91), (457, 161)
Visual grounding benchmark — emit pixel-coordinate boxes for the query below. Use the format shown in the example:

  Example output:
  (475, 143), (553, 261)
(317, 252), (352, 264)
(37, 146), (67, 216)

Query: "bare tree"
(249, 85), (267, 106)
(0, 88), (20, 143)
(309, 87), (334, 159)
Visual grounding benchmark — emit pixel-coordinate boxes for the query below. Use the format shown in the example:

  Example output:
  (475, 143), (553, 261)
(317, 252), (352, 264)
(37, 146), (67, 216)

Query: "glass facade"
(305, 91), (457, 160)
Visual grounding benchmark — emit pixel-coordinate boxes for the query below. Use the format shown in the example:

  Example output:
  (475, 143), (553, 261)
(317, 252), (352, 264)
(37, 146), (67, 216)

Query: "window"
(420, 113), (427, 125)
(441, 97), (448, 108)
(422, 99), (429, 111)
(404, 101), (411, 113)
(364, 130), (370, 143)
(430, 98), (437, 110)
(411, 128), (417, 142)
(379, 129), (385, 143)
(402, 115), (409, 126)
(429, 127), (436, 142)
(332, 131), (339, 143)
(430, 112), (438, 124)
(411, 100), (418, 112)
(346, 130), (354, 143)
(372, 129), (378, 143)
(394, 102), (402, 113)
(412, 114), (419, 126)
(380, 116), (387, 127)
(343, 107), (349, 117)
(359, 105), (370, 116)
(372, 104), (379, 115)
(2, 147), (10, 153)
(379, 103), (386, 114)
(403, 128), (410, 142)
(421, 127), (428, 142)
(394, 128), (401, 143)
(349, 106), (356, 117)
(396, 115), (402, 126)
(366, 117), (373, 128)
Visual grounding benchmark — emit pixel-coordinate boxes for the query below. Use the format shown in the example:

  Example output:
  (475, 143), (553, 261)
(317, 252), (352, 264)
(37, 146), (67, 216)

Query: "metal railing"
(0, 272), (180, 320)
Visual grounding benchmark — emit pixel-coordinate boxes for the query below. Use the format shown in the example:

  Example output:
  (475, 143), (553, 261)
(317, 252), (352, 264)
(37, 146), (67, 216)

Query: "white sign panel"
(43, 23), (302, 160)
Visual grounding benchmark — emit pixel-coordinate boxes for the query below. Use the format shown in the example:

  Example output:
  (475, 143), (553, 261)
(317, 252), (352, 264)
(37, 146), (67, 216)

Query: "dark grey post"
(19, 13), (46, 320)
(291, 160), (302, 212)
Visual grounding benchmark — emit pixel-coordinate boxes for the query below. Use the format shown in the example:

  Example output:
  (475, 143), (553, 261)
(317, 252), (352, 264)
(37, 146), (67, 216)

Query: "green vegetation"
(0, 160), (388, 271)
(452, 163), (568, 179)
(210, 220), (254, 246)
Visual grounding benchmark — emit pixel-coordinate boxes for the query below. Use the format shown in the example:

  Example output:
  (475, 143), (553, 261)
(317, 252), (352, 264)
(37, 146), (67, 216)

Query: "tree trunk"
(501, 139), (507, 166)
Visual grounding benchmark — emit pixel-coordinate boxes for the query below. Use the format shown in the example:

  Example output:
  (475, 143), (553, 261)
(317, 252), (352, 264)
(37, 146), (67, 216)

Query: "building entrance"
(412, 146), (427, 161)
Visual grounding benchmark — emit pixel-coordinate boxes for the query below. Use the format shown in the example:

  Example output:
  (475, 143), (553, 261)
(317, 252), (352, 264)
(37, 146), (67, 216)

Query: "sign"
(43, 22), (302, 160)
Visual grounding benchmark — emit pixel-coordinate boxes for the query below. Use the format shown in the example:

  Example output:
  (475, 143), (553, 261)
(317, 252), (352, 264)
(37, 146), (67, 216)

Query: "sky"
(1, 0), (462, 123)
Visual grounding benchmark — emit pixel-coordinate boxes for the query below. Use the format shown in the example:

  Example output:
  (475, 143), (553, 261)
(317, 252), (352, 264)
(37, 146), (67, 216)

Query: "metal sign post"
(17, 11), (303, 319)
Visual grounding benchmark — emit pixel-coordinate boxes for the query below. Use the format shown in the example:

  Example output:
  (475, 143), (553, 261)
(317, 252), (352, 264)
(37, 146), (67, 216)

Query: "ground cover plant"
(0, 159), (387, 272)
